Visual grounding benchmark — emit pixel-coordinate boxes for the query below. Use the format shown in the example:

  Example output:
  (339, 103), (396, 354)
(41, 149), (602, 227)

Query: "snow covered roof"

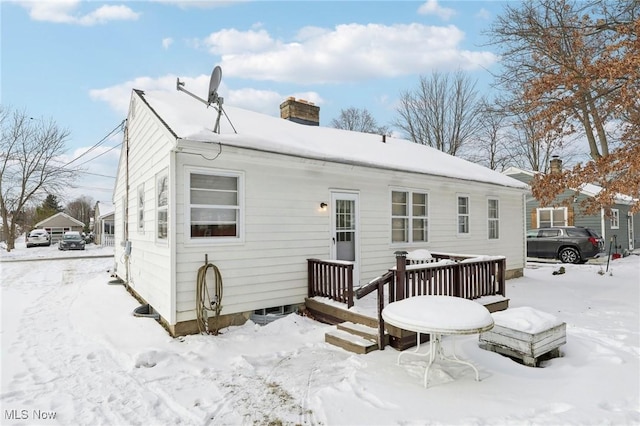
(35, 212), (85, 228)
(504, 166), (636, 204)
(95, 202), (115, 219)
(138, 90), (527, 189)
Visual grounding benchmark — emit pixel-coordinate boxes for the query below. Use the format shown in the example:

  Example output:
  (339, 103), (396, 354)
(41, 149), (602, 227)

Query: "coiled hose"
(195, 261), (223, 335)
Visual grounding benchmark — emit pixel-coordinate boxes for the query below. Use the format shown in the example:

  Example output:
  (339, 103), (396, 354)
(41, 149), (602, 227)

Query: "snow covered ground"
(1, 241), (639, 425)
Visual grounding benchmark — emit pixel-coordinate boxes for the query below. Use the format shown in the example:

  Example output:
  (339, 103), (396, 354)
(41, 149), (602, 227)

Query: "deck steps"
(325, 321), (389, 354)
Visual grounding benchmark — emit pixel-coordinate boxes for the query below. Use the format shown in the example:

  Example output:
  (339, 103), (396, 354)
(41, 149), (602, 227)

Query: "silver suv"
(26, 229), (51, 248)
(527, 226), (604, 264)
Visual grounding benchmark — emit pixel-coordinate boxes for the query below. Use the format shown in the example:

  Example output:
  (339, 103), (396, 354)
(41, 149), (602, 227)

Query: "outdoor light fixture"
(320, 202), (327, 210)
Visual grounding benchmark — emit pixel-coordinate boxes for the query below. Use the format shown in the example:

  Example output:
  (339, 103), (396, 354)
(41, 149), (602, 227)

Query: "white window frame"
(488, 198), (499, 240)
(537, 207), (567, 228)
(391, 189), (429, 244)
(611, 209), (620, 229)
(137, 183), (145, 233)
(185, 167), (244, 244)
(457, 195), (470, 235)
(156, 171), (169, 242)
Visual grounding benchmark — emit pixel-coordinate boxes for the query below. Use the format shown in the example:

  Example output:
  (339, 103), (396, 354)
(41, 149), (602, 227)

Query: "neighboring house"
(94, 201), (115, 246)
(112, 89), (528, 336)
(504, 159), (638, 253)
(35, 212), (85, 243)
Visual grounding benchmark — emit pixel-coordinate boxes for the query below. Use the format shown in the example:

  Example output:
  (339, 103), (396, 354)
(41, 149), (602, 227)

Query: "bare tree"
(461, 99), (513, 171)
(66, 195), (94, 231)
(394, 71), (482, 156)
(0, 106), (76, 250)
(488, 0), (640, 212)
(330, 107), (391, 135)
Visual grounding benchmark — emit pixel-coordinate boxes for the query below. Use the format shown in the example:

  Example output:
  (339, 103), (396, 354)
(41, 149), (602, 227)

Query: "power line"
(72, 142), (122, 169)
(62, 120), (125, 167)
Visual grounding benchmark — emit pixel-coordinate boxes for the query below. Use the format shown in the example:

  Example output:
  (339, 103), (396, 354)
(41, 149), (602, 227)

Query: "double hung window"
(458, 196), (470, 234)
(188, 170), (241, 240)
(391, 190), (428, 243)
(488, 198), (499, 239)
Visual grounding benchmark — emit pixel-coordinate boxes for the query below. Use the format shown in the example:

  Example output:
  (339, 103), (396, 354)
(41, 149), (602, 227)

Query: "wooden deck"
(306, 250), (509, 352)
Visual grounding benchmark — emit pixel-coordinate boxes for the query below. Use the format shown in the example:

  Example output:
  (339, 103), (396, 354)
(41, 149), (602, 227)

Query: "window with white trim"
(137, 183), (145, 232)
(188, 170), (241, 240)
(611, 209), (619, 229)
(157, 172), (168, 240)
(537, 207), (567, 228)
(457, 196), (469, 234)
(391, 190), (428, 243)
(488, 198), (499, 239)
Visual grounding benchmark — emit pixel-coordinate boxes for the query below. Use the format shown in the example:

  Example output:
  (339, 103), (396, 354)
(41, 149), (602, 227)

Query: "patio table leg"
(439, 336), (480, 381)
(397, 332), (432, 365)
(423, 333), (440, 388)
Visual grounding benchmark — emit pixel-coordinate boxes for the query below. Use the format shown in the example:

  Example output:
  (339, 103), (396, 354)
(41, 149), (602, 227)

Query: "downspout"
(124, 121), (131, 285)
(169, 147), (178, 326)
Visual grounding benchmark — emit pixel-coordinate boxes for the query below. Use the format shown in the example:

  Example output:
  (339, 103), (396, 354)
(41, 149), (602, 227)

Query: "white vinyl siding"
(457, 196), (470, 234)
(391, 190), (428, 243)
(186, 168), (242, 242)
(537, 207), (567, 228)
(488, 198), (499, 239)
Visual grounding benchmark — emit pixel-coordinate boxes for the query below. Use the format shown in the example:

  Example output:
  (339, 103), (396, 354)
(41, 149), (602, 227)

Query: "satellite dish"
(176, 64), (236, 134)
(208, 66), (222, 105)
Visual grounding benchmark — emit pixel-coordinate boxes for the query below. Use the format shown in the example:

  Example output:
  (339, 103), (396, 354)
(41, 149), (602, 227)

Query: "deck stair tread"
(337, 321), (379, 340)
(325, 329), (379, 354)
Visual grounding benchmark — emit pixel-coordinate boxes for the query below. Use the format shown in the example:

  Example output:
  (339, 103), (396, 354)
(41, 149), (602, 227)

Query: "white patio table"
(382, 295), (494, 388)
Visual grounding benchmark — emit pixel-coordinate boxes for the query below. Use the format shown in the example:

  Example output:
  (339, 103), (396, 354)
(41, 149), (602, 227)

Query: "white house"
(94, 201), (115, 247)
(112, 89), (528, 336)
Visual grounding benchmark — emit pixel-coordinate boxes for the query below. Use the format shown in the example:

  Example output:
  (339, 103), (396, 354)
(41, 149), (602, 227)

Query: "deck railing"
(307, 259), (354, 308)
(308, 250), (506, 349)
(393, 251), (506, 301)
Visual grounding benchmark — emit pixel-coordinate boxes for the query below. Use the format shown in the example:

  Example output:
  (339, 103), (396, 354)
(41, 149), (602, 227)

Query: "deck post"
(395, 251), (407, 301)
(498, 258), (506, 296)
(377, 279), (385, 350)
(347, 263), (354, 308)
(307, 259), (314, 298)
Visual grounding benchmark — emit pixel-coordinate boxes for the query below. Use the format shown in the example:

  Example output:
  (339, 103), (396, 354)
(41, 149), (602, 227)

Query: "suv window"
(539, 229), (560, 237)
(565, 228), (589, 237)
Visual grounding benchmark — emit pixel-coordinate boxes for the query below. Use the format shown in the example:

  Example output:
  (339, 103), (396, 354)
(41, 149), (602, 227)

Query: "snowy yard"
(1, 242), (639, 425)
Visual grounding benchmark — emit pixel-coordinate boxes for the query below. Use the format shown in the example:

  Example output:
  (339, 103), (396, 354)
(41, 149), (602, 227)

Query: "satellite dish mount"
(176, 65), (235, 134)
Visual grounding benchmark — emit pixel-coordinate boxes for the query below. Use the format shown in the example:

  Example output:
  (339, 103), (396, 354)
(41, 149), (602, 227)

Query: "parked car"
(58, 231), (86, 251)
(526, 226), (604, 264)
(26, 229), (51, 248)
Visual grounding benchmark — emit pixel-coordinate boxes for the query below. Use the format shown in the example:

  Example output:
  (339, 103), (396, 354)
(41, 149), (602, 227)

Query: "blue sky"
(2, 0), (507, 205)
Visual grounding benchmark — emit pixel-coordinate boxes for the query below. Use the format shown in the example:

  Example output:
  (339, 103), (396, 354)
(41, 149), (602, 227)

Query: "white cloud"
(16, 0), (139, 25)
(202, 28), (278, 55)
(475, 8), (492, 20)
(197, 23), (496, 84)
(417, 0), (456, 21)
(162, 37), (174, 49)
(89, 74), (321, 119)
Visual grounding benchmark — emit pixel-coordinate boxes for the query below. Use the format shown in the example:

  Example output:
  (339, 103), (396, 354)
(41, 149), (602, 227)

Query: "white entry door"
(331, 192), (359, 281)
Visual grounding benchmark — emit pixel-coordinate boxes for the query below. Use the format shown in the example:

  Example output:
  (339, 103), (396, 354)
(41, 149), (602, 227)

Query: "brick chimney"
(280, 97), (319, 126)
(550, 155), (563, 174)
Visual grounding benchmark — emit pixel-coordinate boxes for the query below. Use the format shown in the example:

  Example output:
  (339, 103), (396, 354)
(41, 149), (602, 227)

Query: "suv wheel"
(559, 247), (581, 264)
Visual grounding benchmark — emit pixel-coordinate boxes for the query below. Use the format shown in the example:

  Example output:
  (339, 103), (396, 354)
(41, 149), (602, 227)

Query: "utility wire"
(62, 120), (125, 167)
